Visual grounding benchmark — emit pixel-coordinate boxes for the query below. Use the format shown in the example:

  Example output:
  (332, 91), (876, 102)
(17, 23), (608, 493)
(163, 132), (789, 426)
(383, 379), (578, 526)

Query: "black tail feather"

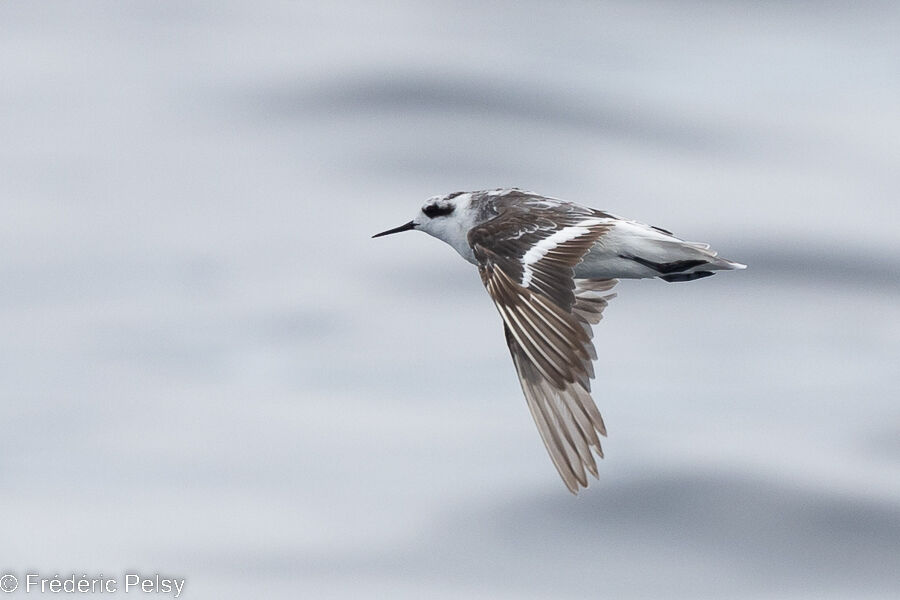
(659, 271), (715, 283)
(619, 255), (708, 274)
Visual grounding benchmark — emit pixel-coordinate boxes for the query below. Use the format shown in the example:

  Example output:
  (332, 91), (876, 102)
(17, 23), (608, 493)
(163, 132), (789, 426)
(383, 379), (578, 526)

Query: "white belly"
(575, 246), (659, 279)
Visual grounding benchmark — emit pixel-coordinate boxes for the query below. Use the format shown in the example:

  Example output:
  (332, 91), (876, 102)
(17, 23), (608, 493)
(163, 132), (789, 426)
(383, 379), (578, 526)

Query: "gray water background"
(1, 1), (898, 598)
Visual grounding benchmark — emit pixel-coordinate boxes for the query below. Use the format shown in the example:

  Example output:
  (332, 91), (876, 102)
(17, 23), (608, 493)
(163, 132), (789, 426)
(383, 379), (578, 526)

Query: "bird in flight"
(373, 189), (745, 493)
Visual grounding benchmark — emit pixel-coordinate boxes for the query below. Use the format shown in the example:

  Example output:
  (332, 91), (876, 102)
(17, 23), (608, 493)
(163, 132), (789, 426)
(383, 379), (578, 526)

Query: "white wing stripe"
(519, 219), (604, 287)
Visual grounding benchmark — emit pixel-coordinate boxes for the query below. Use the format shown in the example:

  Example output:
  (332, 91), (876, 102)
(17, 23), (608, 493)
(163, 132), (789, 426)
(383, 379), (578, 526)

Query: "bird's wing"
(468, 200), (617, 493)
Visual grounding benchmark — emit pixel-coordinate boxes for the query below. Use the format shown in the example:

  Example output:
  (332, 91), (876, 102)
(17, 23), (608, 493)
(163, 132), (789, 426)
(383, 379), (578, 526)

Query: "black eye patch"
(423, 204), (455, 218)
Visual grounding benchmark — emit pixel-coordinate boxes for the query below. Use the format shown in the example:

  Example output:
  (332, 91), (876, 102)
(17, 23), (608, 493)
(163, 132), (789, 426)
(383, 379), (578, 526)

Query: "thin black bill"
(372, 221), (416, 238)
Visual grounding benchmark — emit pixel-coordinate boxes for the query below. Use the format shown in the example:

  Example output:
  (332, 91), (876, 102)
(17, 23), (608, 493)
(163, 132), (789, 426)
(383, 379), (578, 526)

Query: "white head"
(372, 191), (482, 264)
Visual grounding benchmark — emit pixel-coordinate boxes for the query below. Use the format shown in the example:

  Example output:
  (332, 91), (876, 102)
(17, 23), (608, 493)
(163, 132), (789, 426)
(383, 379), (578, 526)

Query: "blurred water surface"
(1, 1), (898, 598)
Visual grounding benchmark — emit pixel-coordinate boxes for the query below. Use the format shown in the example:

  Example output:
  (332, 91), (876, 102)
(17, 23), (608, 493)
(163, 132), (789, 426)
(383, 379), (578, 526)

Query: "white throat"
(418, 193), (479, 265)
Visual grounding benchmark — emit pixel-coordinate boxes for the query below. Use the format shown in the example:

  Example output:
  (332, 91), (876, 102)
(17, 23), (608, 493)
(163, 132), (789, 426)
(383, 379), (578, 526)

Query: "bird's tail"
(640, 238), (746, 282)
(606, 221), (746, 282)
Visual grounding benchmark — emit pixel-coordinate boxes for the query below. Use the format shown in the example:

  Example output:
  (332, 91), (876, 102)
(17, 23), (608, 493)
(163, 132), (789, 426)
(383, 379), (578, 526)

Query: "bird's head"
(373, 191), (482, 261)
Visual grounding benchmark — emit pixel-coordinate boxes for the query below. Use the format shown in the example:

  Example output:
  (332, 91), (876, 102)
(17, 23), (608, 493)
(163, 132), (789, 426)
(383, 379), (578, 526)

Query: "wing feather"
(470, 197), (617, 492)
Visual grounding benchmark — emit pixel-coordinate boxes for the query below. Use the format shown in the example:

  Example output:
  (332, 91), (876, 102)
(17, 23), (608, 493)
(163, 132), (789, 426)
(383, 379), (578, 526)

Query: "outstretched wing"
(468, 198), (617, 493)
